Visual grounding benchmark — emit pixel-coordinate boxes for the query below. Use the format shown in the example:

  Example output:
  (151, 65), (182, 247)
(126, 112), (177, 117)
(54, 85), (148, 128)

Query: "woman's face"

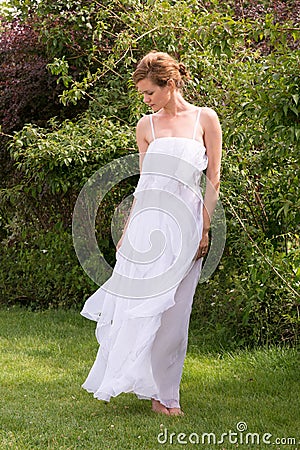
(136, 78), (172, 112)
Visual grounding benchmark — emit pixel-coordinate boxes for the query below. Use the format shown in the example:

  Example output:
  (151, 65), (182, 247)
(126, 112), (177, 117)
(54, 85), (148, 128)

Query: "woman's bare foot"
(168, 407), (184, 416)
(151, 399), (170, 415)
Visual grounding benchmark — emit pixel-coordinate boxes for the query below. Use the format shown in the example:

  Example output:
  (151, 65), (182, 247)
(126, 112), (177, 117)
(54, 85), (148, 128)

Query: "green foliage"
(0, 226), (97, 309)
(8, 115), (135, 193)
(192, 241), (299, 347)
(0, 115), (136, 306)
(1, 0), (299, 345)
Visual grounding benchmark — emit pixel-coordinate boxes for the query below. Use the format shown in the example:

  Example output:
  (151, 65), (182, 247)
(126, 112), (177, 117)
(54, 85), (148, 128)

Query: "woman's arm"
(116, 116), (149, 251)
(196, 107), (222, 259)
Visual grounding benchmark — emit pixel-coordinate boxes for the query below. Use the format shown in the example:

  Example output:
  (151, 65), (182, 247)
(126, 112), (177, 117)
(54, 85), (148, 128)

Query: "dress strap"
(149, 114), (156, 140)
(192, 107), (201, 140)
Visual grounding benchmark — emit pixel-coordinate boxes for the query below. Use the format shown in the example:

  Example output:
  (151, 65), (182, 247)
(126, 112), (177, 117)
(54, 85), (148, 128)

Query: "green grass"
(0, 307), (299, 450)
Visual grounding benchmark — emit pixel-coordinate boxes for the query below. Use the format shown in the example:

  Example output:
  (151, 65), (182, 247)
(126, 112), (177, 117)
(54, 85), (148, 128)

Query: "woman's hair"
(133, 51), (190, 89)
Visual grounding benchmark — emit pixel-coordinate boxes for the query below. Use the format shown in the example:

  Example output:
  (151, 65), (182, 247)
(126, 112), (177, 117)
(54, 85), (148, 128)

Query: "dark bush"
(0, 18), (88, 135)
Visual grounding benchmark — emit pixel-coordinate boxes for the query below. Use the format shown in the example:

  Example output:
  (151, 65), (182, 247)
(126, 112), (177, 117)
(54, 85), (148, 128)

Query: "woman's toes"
(168, 407), (184, 416)
(151, 399), (170, 415)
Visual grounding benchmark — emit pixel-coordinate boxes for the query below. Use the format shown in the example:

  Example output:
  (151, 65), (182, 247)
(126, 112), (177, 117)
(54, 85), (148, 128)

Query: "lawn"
(0, 307), (299, 449)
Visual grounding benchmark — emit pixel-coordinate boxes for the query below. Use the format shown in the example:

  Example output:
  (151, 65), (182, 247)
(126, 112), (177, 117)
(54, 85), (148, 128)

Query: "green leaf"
(292, 94), (299, 105)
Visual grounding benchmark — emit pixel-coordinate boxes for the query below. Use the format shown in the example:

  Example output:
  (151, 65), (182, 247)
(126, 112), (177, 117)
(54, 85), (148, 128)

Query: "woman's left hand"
(195, 231), (209, 260)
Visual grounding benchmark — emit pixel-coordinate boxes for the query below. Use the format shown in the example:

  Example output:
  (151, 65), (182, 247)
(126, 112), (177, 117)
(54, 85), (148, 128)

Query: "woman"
(81, 51), (222, 416)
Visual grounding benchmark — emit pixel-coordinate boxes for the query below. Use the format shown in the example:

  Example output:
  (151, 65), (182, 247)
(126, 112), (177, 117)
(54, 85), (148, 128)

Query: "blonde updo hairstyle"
(133, 51), (190, 89)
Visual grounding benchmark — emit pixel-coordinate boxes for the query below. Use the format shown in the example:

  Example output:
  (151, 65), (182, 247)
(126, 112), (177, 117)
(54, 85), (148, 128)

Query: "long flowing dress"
(80, 108), (208, 409)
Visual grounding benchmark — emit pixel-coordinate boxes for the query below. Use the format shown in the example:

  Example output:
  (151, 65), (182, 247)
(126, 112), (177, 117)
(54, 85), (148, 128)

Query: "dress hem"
(81, 384), (180, 409)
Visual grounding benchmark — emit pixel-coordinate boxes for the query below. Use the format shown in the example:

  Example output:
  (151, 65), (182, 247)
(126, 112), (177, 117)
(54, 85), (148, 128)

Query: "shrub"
(0, 225), (97, 309)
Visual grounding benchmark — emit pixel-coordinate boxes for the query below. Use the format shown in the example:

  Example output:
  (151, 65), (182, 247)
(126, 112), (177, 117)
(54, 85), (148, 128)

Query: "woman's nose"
(144, 95), (150, 103)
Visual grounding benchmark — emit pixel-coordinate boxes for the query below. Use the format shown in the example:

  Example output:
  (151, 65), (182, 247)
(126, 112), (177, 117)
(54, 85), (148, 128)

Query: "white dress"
(80, 108), (208, 409)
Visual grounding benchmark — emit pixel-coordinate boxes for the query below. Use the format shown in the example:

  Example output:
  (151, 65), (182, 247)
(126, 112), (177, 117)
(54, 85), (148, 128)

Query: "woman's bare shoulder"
(136, 114), (152, 142)
(200, 107), (221, 131)
(200, 106), (219, 119)
(136, 114), (150, 131)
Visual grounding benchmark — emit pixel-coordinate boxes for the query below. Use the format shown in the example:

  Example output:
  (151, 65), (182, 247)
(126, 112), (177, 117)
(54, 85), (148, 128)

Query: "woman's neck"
(160, 92), (194, 117)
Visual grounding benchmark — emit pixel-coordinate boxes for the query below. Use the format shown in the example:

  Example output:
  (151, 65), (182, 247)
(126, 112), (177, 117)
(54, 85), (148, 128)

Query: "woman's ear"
(167, 79), (176, 91)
